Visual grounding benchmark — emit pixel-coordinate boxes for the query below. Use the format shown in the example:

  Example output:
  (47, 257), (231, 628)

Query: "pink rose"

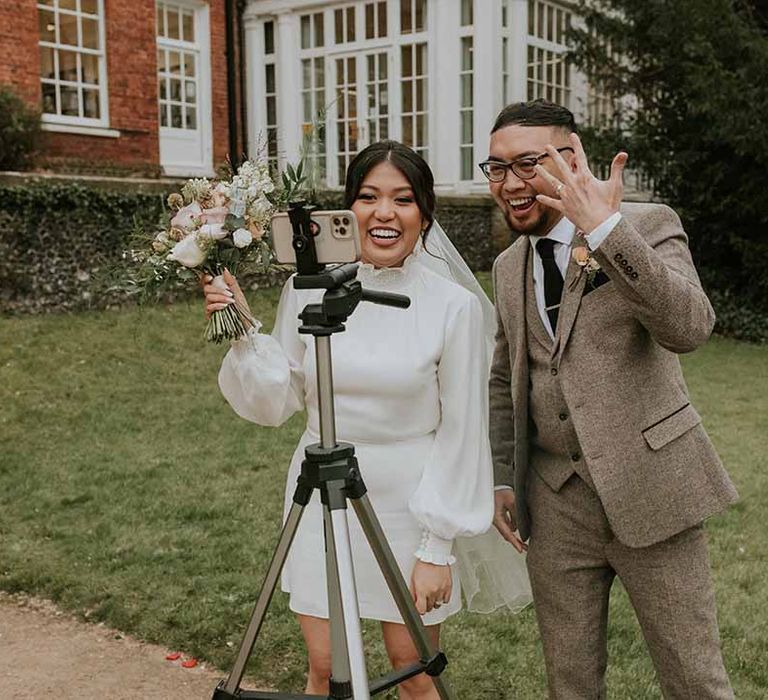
(170, 201), (202, 229)
(248, 221), (264, 241)
(199, 206), (228, 225)
(211, 190), (229, 208)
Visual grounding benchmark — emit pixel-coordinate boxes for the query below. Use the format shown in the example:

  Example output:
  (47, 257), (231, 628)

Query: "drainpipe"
(224, 0), (240, 168)
(237, 0), (249, 160)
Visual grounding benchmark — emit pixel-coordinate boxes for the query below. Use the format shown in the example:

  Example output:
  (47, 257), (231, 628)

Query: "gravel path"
(0, 593), (260, 699)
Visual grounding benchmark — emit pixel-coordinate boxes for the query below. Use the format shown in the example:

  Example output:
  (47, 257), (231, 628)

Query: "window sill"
(41, 122), (121, 138)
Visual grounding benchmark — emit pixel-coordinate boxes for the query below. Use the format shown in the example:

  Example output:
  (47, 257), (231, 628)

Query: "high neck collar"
(355, 249), (420, 288)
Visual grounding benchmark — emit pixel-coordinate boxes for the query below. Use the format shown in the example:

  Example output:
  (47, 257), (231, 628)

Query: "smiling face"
(351, 160), (426, 268)
(487, 124), (574, 237)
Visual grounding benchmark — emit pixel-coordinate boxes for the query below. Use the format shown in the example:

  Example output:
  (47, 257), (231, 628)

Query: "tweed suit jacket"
(489, 202), (738, 548)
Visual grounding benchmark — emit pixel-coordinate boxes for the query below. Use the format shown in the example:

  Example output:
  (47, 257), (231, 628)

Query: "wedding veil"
(419, 221), (532, 615)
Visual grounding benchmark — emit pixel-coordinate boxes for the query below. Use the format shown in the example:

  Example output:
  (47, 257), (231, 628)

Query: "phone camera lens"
(339, 227), (347, 236)
(333, 217), (340, 225)
(342, 217), (349, 225)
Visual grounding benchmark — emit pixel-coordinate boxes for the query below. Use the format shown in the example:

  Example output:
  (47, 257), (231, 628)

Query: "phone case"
(271, 210), (361, 265)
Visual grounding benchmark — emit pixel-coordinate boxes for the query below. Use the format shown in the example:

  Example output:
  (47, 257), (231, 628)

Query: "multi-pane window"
(459, 0), (473, 180)
(335, 57), (358, 184)
(37, 0), (107, 124)
(365, 1), (388, 39)
(157, 2), (199, 131)
(300, 12), (326, 180)
(301, 57), (326, 178)
(300, 11), (324, 50)
(501, 0), (510, 105)
(264, 20), (278, 171)
(586, 33), (620, 129)
(401, 43), (428, 160)
(400, 0), (427, 35)
(334, 6), (356, 44)
(365, 52), (389, 142)
(527, 0), (572, 107)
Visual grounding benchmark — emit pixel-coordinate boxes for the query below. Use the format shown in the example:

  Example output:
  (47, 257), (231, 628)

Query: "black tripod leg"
(351, 496), (455, 700)
(219, 501), (306, 695)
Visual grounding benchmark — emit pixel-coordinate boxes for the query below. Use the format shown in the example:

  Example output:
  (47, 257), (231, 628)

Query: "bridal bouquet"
(121, 156), (305, 343)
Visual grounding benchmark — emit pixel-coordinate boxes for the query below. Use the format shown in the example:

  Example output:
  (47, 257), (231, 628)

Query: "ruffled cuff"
(414, 530), (456, 566)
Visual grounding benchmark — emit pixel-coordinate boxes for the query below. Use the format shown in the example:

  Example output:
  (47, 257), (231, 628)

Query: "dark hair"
(343, 141), (436, 230)
(491, 98), (577, 135)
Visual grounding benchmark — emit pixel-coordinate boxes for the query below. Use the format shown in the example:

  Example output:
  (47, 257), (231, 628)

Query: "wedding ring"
(555, 183), (565, 195)
(433, 602), (442, 609)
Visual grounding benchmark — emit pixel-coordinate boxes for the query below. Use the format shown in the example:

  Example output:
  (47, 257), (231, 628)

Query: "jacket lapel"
(510, 239), (530, 491)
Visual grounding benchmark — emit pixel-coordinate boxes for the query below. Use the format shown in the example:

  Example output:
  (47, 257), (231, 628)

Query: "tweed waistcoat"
(525, 253), (595, 491)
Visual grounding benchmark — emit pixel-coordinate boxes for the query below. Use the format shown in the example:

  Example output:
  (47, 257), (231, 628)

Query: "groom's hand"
(493, 489), (527, 553)
(534, 132), (628, 235)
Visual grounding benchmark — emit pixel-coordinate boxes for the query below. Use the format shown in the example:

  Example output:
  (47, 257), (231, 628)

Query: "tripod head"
(287, 200), (411, 335)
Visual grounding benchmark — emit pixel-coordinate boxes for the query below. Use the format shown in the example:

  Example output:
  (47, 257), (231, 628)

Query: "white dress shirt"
(529, 212), (622, 340)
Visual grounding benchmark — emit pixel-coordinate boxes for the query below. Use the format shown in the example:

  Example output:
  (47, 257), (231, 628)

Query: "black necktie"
(536, 237), (564, 333)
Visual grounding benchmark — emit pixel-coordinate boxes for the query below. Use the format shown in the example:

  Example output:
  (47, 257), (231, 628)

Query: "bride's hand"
(410, 560), (452, 614)
(202, 268), (253, 326)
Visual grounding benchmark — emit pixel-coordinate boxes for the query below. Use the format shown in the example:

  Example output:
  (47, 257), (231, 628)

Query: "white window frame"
(458, 1), (474, 182)
(262, 18), (279, 172)
(526, 0), (573, 109)
(38, 0), (111, 132)
(294, 0), (434, 189)
(299, 11), (328, 183)
(156, 0), (214, 177)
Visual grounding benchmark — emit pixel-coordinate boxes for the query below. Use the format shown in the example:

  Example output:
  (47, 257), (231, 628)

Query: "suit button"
(632, 272), (639, 279)
(625, 265), (633, 273)
(614, 253), (622, 262)
(550, 367), (558, 376)
(559, 412), (568, 421)
(571, 453), (581, 462)
(620, 259), (627, 267)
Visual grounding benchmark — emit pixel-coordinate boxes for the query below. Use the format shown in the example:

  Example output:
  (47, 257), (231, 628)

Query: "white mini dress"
(218, 254), (495, 625)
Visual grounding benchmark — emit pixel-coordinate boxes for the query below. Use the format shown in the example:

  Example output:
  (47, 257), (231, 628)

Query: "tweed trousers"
(526, 469), (733, 699)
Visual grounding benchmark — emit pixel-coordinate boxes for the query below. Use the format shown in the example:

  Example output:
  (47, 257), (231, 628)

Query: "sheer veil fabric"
(419, 221), (532, 614)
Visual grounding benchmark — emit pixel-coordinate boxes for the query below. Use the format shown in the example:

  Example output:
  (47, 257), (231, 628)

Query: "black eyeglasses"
(478, 147), (575, 183)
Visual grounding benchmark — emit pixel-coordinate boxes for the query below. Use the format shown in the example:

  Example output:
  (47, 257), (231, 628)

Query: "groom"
(485, 99), (737, 698)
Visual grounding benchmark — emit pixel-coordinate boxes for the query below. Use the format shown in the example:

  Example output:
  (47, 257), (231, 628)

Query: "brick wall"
(0, 0), (240, 177)
(0, 1), (40, 105)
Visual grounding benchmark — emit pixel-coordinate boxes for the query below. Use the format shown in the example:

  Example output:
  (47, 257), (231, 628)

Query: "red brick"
(0, 0), (243, 177)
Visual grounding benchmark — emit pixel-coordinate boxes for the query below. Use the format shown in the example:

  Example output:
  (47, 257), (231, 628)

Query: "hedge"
(1, 178), (764, 343)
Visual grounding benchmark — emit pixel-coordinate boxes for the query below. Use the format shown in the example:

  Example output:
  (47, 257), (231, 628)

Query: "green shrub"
(0, 86), (41, 171)
(0, 181), (167, 313)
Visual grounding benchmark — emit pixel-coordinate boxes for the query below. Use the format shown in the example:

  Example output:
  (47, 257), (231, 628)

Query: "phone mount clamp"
(212, 201), (454, 700)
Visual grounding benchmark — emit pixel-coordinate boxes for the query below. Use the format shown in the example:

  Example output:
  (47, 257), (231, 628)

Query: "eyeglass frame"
(478, 147), (575, 183)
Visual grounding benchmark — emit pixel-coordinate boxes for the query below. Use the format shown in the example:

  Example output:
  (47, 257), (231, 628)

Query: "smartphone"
(270, 210), (361, 265)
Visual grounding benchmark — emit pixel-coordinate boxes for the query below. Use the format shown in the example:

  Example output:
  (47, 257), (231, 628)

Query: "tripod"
(212, 203), (455, 700)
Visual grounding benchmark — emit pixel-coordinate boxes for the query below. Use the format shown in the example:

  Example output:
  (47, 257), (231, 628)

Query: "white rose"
(233, 227), (253, 248)
(168, 236), (207, 268)
(198, 223), (228, 240)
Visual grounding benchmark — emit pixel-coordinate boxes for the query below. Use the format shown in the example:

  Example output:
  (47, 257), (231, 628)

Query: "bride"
(203, 141), (530, 699)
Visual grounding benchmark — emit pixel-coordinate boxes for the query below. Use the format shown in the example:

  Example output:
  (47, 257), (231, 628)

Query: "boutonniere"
(571, 239), (602, 289)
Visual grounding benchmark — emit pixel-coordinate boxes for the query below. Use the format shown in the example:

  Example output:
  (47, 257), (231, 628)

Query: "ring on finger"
(555, 183), (565, 195)
(433, 602), (442, 609)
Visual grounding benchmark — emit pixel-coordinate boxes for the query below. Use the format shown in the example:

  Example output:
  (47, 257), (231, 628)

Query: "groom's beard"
(503, 201), (562, 238)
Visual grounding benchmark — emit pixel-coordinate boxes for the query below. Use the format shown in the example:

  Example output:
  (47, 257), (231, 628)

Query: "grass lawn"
(1, 282), (766, 698)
